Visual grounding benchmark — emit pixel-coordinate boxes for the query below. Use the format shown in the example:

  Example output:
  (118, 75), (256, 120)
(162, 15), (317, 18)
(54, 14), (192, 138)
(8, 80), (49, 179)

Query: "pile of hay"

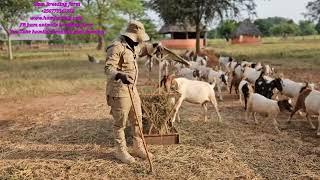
(140, 89), (180, 135)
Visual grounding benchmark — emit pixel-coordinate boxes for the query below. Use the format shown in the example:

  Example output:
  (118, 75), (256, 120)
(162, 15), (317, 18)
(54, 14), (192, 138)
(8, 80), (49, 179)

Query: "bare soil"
(0, 68), (320, 179)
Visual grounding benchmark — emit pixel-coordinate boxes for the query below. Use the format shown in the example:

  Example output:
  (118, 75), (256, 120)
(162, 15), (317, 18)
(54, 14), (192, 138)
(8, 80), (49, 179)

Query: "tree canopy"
(78, 0), (144, 49)
(216, 20), (238, 41)
(305, 0), (320, 21)
(0, 0), (34, 60)
(299, 20), (317, 35)
(148, 0), (256, 53)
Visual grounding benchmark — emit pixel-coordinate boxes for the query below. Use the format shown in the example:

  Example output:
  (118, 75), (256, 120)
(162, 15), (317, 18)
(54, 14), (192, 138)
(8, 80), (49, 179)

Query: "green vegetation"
(210, 17), (320, 40)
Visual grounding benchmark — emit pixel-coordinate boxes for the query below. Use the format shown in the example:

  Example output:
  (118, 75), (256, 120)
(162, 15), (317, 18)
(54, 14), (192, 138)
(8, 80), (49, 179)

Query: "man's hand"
(115, 73), (134, 84)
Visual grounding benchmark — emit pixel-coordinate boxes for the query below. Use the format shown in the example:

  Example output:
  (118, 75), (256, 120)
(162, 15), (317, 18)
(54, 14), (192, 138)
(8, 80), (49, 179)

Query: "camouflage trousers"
(107, 87), (143, 149)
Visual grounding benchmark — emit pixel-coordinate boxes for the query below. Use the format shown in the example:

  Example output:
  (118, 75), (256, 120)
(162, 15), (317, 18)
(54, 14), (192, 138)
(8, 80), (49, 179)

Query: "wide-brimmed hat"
(121, 20), (150, 42)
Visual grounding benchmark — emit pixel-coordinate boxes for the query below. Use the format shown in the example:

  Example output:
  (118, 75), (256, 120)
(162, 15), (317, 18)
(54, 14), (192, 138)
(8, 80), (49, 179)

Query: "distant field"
(208, 35), (320, 69)
(0, 48), (106, 99)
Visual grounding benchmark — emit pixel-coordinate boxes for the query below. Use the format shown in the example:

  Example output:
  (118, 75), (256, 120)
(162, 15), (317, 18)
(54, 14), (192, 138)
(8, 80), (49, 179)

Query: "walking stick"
(127, 85), (154, 173)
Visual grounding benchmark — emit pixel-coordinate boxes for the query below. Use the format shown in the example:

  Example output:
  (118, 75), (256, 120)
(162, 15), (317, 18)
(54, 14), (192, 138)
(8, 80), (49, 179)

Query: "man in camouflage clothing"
(105, 21), (161, 164)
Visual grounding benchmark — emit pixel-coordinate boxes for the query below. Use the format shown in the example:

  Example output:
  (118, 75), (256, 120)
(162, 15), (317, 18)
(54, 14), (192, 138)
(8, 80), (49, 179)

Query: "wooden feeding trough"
(138, 85), (181, 145)
(138, 46), (189, 145)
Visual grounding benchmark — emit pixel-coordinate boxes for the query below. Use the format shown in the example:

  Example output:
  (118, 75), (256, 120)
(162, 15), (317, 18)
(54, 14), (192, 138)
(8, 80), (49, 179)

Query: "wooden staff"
(127, 85), (154, 173)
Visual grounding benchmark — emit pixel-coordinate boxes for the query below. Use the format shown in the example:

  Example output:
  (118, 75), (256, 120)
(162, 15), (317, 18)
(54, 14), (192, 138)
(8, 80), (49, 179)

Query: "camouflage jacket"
(105, 36), (154, 97)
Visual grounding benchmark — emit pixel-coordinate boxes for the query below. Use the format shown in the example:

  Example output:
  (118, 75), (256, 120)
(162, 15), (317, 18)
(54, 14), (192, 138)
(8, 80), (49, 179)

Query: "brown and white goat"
(288, 89), (320, 136)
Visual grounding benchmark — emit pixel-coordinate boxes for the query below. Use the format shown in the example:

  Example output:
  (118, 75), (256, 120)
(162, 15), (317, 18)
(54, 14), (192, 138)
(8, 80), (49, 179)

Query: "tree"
(47, 34), (64, 45)
(305, 0), (320, 21)
(254, 19), (273, 36)
(0, 0), (34, 60)
(299, 20), (317, 36)
(148, 0), (256, 53)
(140, 18), (161, 41)
(78, 0), (144, 50)
(207, 29), (218, 39)
(316, 20), (320, 33)
(216, 20), (238, 41)
(254, 17), (293, 37)
(270, 22), (300, 37)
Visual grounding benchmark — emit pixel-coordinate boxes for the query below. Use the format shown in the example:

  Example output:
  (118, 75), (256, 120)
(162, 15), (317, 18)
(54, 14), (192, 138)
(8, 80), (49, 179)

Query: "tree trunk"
(96, 34), (105, 50)
(96, 12), (105, 50)
(7, 35), (13, 60)
(195, 23), (201, 54)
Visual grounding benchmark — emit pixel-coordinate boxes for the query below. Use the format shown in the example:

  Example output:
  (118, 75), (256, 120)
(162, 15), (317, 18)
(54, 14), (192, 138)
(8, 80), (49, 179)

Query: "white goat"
(245, 93), (293, 133)
(288, 89), (320, 136)
(161, 75), (222, 123)
(177, 67), (200, 80)
(241, 60), (253, 67)
(281, 79), (313, 98)
(242, 66), (264, 84)
(219, 56), (233, 71)
(207, 69), (229, 101)
(226, 61), (238, 73)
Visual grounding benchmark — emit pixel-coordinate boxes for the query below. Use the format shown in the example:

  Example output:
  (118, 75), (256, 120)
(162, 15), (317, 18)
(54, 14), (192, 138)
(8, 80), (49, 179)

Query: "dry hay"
(138, 86), (180, 135)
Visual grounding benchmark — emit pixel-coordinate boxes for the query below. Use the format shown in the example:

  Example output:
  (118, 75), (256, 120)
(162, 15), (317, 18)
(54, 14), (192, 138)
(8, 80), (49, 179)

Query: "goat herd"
(153, 50), (320, 136)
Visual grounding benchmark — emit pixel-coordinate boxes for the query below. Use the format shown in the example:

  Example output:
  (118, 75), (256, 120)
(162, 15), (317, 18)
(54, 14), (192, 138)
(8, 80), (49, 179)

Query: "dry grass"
(0, 88), (319, 179)
(0, 48), (106, 100)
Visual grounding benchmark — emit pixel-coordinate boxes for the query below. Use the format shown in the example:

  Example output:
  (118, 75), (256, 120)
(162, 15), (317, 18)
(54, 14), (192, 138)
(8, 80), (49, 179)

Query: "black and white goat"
(244, 91), (293, 133)
(177, 68), (201, 80)
(254, 73), (283, 99)
(207, 69), (229, 101)
(238, 80), (254, 109)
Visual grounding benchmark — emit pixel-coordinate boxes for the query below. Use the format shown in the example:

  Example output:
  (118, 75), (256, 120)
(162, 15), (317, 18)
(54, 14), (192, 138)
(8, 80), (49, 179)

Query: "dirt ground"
(0, 68), (320, 179)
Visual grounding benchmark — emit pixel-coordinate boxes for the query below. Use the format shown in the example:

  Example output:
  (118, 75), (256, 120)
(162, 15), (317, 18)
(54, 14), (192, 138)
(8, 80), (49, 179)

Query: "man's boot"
(132, 125), (154, 159)
(114, 128), (136, 164)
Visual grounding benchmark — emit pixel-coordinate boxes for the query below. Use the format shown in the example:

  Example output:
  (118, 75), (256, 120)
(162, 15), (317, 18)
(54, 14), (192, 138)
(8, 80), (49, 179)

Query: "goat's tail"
(300, 81), (309, 93)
